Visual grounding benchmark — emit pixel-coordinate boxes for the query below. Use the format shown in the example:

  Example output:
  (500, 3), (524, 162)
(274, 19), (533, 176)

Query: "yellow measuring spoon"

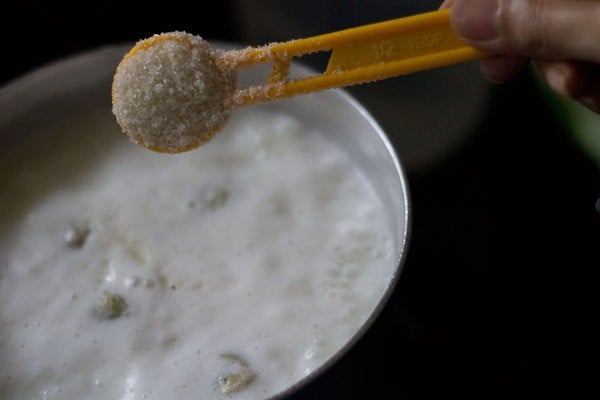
(223, 8), (487, 106)
(112, 8), (487, 153)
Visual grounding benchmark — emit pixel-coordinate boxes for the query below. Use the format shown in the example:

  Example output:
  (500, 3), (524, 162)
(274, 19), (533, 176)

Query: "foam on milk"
(0, 107), (396, 399)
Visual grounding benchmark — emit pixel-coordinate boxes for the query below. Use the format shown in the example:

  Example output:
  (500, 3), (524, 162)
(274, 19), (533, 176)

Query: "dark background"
(2, 1), (598, 398)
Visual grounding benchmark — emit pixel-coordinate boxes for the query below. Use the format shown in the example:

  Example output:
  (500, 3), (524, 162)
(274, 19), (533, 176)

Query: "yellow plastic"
(221, 9), (487, 106)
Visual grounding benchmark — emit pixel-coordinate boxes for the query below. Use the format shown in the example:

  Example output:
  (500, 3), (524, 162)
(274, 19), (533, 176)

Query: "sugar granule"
(112, 32), (235, 153)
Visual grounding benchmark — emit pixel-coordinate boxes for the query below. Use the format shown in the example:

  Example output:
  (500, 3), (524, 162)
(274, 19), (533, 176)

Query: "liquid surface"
(0, 107), (396, 399)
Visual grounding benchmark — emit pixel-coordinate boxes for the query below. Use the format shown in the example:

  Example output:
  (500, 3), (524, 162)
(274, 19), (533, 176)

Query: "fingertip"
(450, 0), (500, 42)
(536, 61), (594, 100)
(536, 62), (571, 98)
(535, 61), (600, 114)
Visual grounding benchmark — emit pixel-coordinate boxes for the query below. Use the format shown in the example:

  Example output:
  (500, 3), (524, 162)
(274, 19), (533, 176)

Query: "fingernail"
(451, 0), (500, 41)
(544, 65), (569, 96)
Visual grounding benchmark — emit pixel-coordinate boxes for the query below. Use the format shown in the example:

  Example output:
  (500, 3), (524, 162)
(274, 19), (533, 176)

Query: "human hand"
(440, 0), (600, 113)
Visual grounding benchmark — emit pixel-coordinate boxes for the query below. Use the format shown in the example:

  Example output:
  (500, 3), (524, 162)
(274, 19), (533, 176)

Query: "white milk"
(0, 107), (396, 399)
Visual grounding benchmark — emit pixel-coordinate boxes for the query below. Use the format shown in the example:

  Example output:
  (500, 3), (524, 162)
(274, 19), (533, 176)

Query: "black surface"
(2, 2), (598, 398)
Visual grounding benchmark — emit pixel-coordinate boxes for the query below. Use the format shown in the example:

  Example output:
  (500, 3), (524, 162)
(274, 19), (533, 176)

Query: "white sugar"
(112, 32), (235, 153)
